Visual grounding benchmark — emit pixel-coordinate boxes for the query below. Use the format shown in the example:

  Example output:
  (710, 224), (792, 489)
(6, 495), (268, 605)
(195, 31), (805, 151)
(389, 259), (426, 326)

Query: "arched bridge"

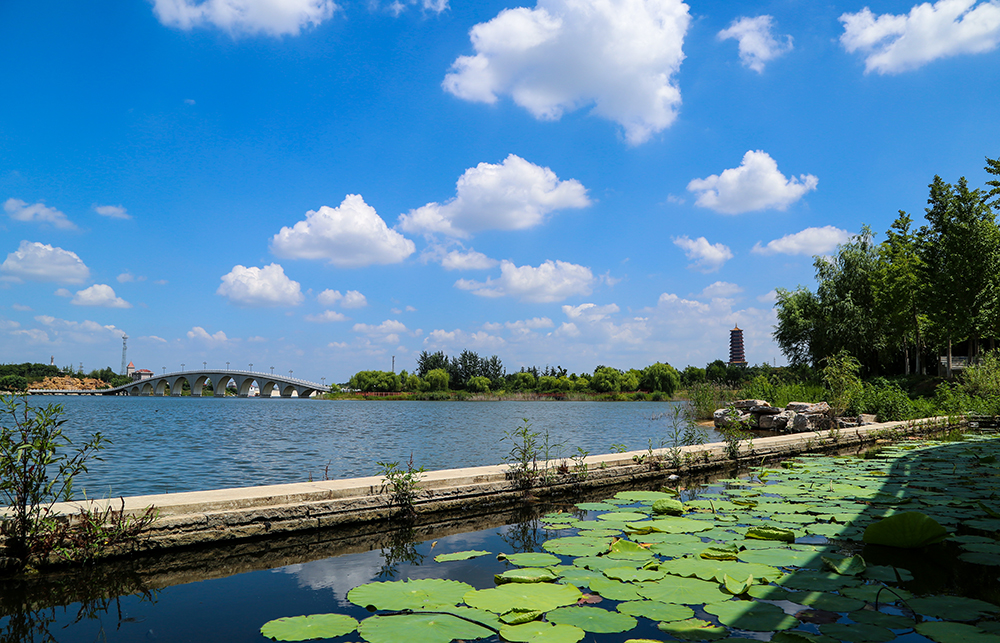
(32, 370), (330, 398)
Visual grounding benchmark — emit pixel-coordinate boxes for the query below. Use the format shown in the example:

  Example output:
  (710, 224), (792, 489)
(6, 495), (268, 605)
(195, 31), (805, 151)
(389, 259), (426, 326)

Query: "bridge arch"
(141, 382), (153, 396)
(154, 379), (170, 396)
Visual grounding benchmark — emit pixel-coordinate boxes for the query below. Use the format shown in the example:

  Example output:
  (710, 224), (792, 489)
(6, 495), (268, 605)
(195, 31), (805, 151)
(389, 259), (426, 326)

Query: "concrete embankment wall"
(25, 416), (949, 556)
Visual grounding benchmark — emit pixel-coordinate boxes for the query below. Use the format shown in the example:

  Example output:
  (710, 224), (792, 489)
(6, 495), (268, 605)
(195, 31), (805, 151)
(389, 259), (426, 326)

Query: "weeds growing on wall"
(654, 403), (708, 469)
(1, 395), (107, 570)
(376, 454), (425, 519)
(502, 419), (540, 490)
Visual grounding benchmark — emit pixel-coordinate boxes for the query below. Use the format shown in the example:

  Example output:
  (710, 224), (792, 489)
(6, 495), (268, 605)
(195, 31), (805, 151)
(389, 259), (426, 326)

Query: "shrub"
(640, 363), (680, 396)
(0, 375), (29, 393)
(424, 368), (449, 391)
(348, 370), (401, 393)
(467, 376), (490, 394)
(851, 379), (914, 422)
(591, 367), (623, 393)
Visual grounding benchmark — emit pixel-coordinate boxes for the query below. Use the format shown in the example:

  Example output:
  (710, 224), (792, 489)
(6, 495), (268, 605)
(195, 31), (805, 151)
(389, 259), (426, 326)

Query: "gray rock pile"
(713, 399), (877, 433)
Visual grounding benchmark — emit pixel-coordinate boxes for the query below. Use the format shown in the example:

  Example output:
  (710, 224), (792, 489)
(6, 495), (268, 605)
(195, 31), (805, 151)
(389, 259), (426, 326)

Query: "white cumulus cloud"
(699, 281), (743, 298)
(187, 326), (229, 343)
(562, 303), (620, 322)
(718, 15), (793, 72)
(687, 151), (818, 214)
(455, 259), (595, 303)
(399, 155), (590, 238)
(317, 289), (343, 306)
(440, 248), (499, 270)
(217, 263), (304, 307)
(442, 0), (691, 145)
(93, 204), (131, 220)
(353, 319), (408, 344)
(840, 0), (1000, 74)
(342, 290), (368, 308)
(672, 236), (734, 273)
(1, 241), (91, 283)
(305, 310), (349, 322)
(71, 284), (132, 308)
(151, 0), (337, 36)
(751, 226), (852, 256)
(271, 195), (415, 267)
(4, 198), (76, 229)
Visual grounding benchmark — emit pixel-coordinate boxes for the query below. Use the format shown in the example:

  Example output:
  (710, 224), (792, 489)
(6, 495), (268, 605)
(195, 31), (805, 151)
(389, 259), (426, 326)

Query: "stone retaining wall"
(3, 416), (952, 560)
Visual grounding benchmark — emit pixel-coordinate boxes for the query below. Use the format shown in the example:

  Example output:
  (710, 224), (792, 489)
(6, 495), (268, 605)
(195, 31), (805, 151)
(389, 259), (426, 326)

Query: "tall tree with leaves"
(875, 211), (926, 374)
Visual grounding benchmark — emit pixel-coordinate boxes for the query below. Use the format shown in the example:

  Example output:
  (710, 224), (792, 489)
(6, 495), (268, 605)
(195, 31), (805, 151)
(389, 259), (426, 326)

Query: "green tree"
(875, 211), (926, 374)
(348, 370), (401, 392)
(640, 362), (680, 396)
(467, 376), (491, 393)
(773, 287), (822, 366)
(590, 367), (623, 393)
(680, 366), (706, 386)
(705, 360), (728, 383)
(424, 368), (449, 391)
(508, 371), (536, 391)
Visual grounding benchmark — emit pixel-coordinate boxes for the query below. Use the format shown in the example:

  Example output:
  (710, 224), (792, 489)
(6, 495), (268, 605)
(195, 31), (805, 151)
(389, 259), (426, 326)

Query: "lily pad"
(588, 576), (644, 601)
(723, 574), (753, 595)
(434, 550), (491, 563)
(543, 536), (611, 557)
(786, 591), (866, 612)
(746, 526), (796, 542)
(652, 498), (685, 515)
(358, 613), (494, 643)
(603, 566), (665, 583)
(348, 579), (473, 611)
(260, 614), (358, 641)
(738, 547), (825, 569)
(822, 555), (866, 576)
(546, 606), (638, 633)
(601, 512), (650, 522)
(506, 552), (562, 567)
(576, 502), (619, 512)
(656, 617), (728, 640)
(915, 621), (1000, 643)
(500, 608), (543, 625)
(617, 600), (695, 622)
(776, 570), (861, 592)
(862, 512), (949, 548)
(818, 622), (896, 643)
(495, 568), (558, 584)
(704, 600), (800, 631)
(464, 583), (582, 614)
(499, 621), (585, 643)
(848, 610), (915, 630)
(637, 575), (731, 605)
(908, 595), (1000, 621)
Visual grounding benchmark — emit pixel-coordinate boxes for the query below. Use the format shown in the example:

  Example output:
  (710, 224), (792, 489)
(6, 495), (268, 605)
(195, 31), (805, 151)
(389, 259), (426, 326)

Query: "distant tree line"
(0, 363), (131, 391)
(774, 156), (1000, 377)
(346, 350), (684, 398)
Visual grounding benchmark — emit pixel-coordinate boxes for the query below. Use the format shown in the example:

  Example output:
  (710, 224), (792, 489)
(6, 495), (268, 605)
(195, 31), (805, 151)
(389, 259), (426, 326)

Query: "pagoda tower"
(728, 325), (747, 366)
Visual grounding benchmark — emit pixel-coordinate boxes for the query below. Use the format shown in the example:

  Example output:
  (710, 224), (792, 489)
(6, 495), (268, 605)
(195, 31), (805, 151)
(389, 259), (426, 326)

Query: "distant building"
(728, 325), (747, 366)
(128, 362), (153, 381)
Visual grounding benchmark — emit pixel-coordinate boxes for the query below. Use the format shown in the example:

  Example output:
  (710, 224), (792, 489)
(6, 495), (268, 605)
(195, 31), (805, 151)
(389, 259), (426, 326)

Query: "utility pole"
(392, 355), (395, 373)
(120, 334), (128, 375)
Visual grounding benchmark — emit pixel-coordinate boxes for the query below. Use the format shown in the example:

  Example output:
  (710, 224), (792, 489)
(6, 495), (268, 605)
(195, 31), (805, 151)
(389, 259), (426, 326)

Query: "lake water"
(42, 397), (721, 498)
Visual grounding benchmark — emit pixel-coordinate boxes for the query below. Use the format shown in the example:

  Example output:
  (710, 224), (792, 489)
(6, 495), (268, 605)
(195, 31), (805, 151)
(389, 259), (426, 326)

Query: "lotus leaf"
(543, 537), (611, 557)
(500, 608), (543, 625)
(807, 523), (862, 539)
(772, 631), (841, 643)
(358, 613), (494, 643)
(723, 574), (753, 595)
(601, 512), (650, 522)
(587, 576), (643, 601)
(818, 622), (896, 643)
(847, 610), (914, 629)
(617, 600), (695, 622)
(822, 554), (866, 576)
(610, 538), (649, 553)
(776, 570), (861, 591)
(556, 567), (604, 587)
(663, 557), (781, 584)
(576, 528), (622, 537)
(604, 566), (665, 582)
(960, 552), (1000, 566)
(916, 621), (1000, 643)
(464, 583), (582, 614)
(434, 550), (491, 563)
(656, 617), (728, 640)
(495, 568), (558, 584)
(841, 585), (912, 603)
(260, 614), (358, 641)
(747, 585), (792, 600)
(862, 512), (949, 548)
(746, 526), (796, 542)
(575, 556), (645, 571)
(704, 600), (799, 631)
(499, 621), (585, 643)
(546, 606), (638, 633)
(785, 591), (866, 612)
(637, 575), (731, 605)
(636, 517), (715, 534)
(862, 565), (913, 583)
(738, 548), (824, 569)
(653, 498), (685, 515)
(700, 544), (739, 561)
(506, 552), (562, 567)
(907, 595), (1000, 621)
(348, 579), (473, 611)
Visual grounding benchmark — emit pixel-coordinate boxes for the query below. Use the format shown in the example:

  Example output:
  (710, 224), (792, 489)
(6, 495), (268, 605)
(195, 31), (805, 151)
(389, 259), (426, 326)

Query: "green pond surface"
(4, 432), (1000, 643)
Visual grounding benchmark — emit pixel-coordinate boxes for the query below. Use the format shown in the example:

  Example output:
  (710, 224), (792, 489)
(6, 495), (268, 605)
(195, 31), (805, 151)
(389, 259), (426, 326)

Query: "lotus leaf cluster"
(262, 433), (1000, 643)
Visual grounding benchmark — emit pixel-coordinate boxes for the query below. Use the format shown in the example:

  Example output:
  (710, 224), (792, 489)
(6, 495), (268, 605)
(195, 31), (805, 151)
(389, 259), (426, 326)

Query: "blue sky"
(2, 0), (999, 383)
